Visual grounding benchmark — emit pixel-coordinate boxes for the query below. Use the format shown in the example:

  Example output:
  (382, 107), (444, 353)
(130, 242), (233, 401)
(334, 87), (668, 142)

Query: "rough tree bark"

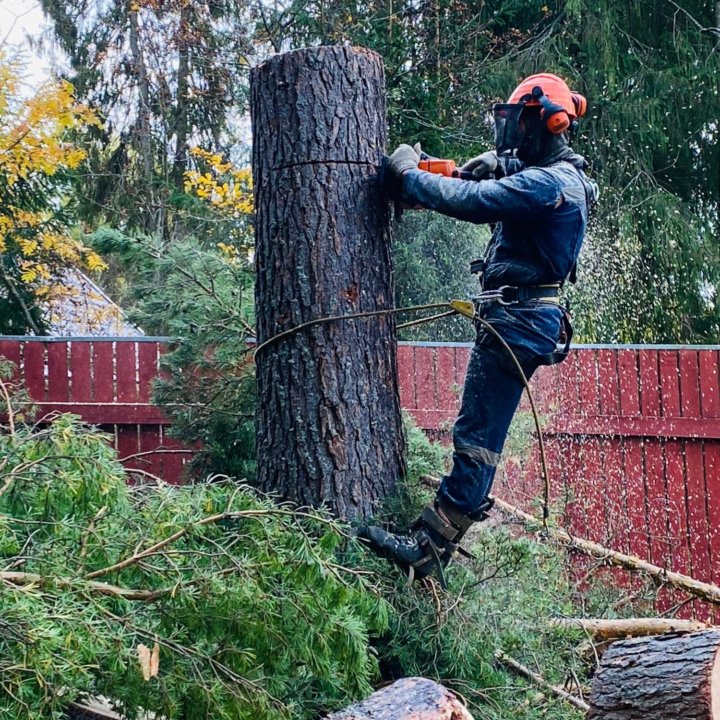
(588, 630), (720, 719)
(325, 677), (474, 720)
(250, 47), (405, 520)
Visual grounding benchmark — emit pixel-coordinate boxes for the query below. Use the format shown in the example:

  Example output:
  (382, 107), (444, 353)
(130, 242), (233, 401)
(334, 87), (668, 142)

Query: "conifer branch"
(0, 571), (167, 601)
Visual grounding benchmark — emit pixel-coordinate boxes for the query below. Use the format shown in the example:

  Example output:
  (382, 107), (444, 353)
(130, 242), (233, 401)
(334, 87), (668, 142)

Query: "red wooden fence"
(399, 341), (720, 619)
(2, 336), (720, 616)
(0, 336), (191, 482)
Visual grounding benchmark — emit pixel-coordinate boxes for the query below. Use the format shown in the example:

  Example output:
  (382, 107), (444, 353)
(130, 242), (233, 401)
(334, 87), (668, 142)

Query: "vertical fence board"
(22, 342), (46, 402)
(659, 351), (681, 417)
(577, 349), (599, 417)
(158, 428), (188, 485)
(700, 351), (719, 417)
(644, 441), (670, 568)
(705, 442), (720, 578)
(639, 349), (661, 416)
(92, 342), (115, 403)
(685, 442), (712, 585)
(397, 345), (415, 411)
(414, 347), (436, 414)
(70, 341), (92, 401)
(46, 342), (69, 402)
(618, 350), (641, 416)
(115, 342), (137, 403)
(116, 425), (140, 468)
(557, 350), (580, 416)
(0, 339), (22, 375)
(138, 425), (163, 479)
(604, 437), (629, 553)
(597, 350), (620, 417)
(679, 350), (701, 418)
(138, 342), (159, 403)
(575, 437), (605, 543)
(665, 439), (692, 616)
(623, 441), (650, 561)
(455, 346), (470, 387)
(435, 345), (458, 412)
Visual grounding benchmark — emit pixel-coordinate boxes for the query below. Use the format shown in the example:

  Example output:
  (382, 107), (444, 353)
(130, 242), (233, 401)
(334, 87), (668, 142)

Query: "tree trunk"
(588, 630), (720, 719)
(325, 677), (474, 719)
(250, 46), (405, 521)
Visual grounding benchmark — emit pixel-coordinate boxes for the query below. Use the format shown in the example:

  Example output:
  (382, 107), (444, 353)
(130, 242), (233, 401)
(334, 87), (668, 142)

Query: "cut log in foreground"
(325, 678), (474, 720)
(588, 630), (720, 719)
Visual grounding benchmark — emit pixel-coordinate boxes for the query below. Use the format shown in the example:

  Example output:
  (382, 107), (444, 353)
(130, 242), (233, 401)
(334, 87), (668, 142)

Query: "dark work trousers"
(437, 300), (564, 517)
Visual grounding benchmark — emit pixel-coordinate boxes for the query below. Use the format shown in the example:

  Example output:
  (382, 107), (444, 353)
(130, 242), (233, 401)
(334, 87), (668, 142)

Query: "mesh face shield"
(492, 103), (526, 156)
(493, 102), (549, 163)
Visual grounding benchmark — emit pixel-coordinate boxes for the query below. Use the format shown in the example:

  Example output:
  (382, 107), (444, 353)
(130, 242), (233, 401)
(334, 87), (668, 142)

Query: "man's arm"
(401, 167), (563, 225)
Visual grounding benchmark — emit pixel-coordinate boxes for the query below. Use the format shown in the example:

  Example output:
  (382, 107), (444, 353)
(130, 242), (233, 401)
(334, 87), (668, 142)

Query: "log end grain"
(325, 677), (474, 720)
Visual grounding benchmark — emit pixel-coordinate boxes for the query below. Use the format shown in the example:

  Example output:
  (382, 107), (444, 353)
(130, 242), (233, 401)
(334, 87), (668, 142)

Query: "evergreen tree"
(255, 0), (720, 343)
(40, 0), (253, 239)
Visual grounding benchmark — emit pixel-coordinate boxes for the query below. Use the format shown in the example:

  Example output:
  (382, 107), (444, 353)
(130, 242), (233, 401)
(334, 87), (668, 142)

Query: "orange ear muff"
(571, 93), (587, 118)
(531, 86), (570, 135)
(545, 111), (570, 134)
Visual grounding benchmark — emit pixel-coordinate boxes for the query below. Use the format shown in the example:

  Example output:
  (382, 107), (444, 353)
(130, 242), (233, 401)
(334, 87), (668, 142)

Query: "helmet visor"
(493, 103), (526, 156)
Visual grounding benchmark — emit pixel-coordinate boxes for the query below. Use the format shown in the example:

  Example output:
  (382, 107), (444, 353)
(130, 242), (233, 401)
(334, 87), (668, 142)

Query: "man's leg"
(438, 340), (538, 516)
(358, 335), (540, 585)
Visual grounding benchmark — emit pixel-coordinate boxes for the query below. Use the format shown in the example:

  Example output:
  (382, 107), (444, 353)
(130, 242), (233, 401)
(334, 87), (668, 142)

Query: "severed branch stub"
(551, 617), (712, 641)
(492, 495), (720, 607)
(494, 650), (590, 713)
(325, 677), (474, 720)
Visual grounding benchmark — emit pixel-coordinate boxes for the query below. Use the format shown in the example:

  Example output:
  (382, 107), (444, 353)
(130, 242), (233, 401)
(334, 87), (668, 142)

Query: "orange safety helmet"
(506, 73), (588, 135)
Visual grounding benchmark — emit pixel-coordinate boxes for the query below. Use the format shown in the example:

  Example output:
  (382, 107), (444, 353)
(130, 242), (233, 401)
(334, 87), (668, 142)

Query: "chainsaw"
(382, 152), (484, 221)
(416, 156), (478, 181)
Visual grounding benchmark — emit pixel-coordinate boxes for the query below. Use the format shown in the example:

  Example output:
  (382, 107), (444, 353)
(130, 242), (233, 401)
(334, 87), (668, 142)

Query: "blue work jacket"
(401, 161), (597, 289)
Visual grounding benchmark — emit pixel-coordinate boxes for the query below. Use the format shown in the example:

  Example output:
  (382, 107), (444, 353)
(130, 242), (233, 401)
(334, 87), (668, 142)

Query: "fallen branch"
(551, 617), (711, 640)
(0, 571), (166, 601)
(85, 506), (343, 581)
(494, 649), (590, 712)
(492, 495), (720, 607)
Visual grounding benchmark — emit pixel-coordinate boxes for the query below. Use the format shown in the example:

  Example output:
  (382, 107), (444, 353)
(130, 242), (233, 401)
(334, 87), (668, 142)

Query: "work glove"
(382, 143), (421, 201)
(386, 143), (420, 176)
(461, 150), (498, 179)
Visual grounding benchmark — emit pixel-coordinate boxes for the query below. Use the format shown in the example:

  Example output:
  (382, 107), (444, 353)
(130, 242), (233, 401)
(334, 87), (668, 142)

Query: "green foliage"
(367, 522), (585, 720)
(255, 0), (720, 343)
(379, 414), (451, 528)
(0, 405), (389, 718)
(90, 230), (257, 480)
(394, 212), (487, 341)
(41, 0), (253, 237)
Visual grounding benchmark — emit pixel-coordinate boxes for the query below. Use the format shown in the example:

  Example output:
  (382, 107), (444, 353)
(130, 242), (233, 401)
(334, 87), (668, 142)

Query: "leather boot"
(357, 497), (493, 588)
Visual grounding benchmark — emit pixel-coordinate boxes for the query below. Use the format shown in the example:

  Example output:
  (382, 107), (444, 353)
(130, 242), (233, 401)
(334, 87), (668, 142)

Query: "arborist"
(360, 73), (598, 586)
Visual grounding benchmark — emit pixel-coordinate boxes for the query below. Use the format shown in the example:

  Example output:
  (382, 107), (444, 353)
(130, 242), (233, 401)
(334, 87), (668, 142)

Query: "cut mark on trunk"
(272, 159), (379, 171)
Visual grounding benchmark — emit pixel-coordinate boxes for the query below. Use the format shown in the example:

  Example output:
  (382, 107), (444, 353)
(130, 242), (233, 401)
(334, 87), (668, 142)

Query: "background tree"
(0, 55), (106, 335)
(40, 0), (253, 239)
(92, 147), (257, 478)
(255, 0), (720, 343)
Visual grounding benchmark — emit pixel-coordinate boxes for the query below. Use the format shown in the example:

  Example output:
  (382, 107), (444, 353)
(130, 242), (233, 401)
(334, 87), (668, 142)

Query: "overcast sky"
(1, 0), (52, 82)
